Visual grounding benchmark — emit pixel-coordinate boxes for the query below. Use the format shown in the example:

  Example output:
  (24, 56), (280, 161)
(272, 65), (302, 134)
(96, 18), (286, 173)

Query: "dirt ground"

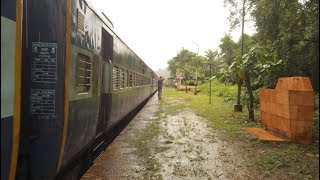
(81, 94), (260, 179)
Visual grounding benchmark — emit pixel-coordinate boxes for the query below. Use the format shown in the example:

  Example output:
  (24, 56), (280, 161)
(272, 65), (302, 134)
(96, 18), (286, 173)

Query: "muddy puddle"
(150, 109), (251, 179)
(82, 95), (253, 179)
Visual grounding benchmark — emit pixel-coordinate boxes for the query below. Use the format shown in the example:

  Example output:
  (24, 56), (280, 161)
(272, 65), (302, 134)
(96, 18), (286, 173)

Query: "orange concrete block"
(275, 77), (314, 92)
(282, 120), (292, 139)
(270, 91), (276, 103)
(289, 105), (299, 120)
(297, 106), (314, 122)
(260, 89), (276, 103)
(260, 111), (267, 125)
(258, 77), (314, 144)
(275, 78), (285, 90)
(259, 89), (266, 102)
(270, 103), (277, 115)
(281, 117), (291, 136)
(244, 128), (289, 142)
(260, 101), (266, 113)
(275, 115), (281, 129)
(289, 91), (315, 106)
(267, 114), (274, 129)
(270, 114), (278, 128)
(291, 121), (312, 144)
(265, 102), (272, 113)
(265, 113), (271, 127)
(276, 104), (290, 119)
(276, 90), (289, 105)
(301, 78), (314, 91)
(277, 116), (283, 128)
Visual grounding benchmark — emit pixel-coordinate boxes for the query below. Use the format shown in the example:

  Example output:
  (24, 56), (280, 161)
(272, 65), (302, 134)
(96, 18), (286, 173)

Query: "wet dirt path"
(82, 95), (251, 179)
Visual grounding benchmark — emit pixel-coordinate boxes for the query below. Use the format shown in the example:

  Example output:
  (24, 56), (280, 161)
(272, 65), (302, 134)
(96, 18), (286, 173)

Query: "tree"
(216, 45), (282, 121)
(167, 48), (204, 92)
(223, 0), (254, 30)
(219, 34), (238, 66)
(249, 0), (319, 91)
(204, 49), (224, 75)
(180, 64), (195, 93)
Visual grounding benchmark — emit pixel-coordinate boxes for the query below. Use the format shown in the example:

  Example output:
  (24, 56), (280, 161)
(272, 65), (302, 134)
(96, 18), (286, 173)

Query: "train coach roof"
(83, 0), (155, 73)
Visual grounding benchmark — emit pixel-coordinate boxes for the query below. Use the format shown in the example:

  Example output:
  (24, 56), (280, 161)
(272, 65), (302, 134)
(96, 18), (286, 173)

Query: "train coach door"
(96, 28), (113, 135)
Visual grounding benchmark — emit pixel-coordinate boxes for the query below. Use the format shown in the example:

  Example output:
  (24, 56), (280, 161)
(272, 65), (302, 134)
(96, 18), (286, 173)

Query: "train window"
(128, 71), (132, 87)
(112, 66), (120, 90)
(138, 74), (141, 86)
(77, 9), (85, 35)
(133, 72), (136, 87)
(75, 53), (91, 93)
(120, 68), (125, 89)
(136, 74), (139, 86)
(143, 76), (146, 86)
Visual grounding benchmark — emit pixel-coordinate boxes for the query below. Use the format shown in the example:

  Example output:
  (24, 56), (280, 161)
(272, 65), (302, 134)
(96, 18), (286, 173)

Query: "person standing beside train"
(157, 76), (164, 100)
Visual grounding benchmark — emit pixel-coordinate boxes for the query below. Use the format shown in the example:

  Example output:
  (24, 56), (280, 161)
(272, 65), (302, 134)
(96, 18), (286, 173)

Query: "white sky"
(87, 0), (256, 71)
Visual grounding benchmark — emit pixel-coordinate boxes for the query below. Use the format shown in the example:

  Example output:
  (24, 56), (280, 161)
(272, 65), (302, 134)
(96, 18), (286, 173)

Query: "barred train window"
(75, 53), (91, 93)
(137, 74), (141, 86)
(127, 71), (132, 87)
(133, 73), (136, 86)
(77, 9), (85, 35)
(113, 66), (120, 90)
(120, 68), (125, 88)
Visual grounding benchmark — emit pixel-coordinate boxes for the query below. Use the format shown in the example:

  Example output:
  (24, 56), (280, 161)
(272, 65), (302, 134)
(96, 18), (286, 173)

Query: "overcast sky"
(87, 0), (255, 71)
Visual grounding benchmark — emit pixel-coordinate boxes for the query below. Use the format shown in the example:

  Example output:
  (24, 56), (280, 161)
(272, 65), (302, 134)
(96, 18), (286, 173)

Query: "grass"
(198, 79), (238, 99)
(135, 119), (161, 173)
(133, 101), (163, 176)
(163, 87), (254, 139)
(161, 83), (319, 179)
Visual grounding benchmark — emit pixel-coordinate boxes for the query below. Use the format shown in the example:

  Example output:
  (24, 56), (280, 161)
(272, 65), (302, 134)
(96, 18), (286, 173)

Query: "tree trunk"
(245, 74), (254, 121)
(234, 80), (243, 112)
(185, 81), (188, 93)
(237, 80), (242, 105)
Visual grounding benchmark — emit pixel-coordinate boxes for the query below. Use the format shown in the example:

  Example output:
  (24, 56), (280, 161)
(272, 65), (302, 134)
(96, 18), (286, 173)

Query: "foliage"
(198, 79), (237, 99)
(167, 48), (225, 86)
(223, 0), (254, 30)
(241, 45), (282, 80)
(204, 49), (225, 75)
(219, 34), (239, 66)
(249, 0), (319, 90)
(215, 45), (283, 121)
(167, 48), (197, 78)
(240, 89), (259, 110)
(223, 0), (319, 91)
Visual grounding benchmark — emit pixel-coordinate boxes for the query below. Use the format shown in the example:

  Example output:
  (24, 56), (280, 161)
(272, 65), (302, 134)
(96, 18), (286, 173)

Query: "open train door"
(96, 28), (113, 135)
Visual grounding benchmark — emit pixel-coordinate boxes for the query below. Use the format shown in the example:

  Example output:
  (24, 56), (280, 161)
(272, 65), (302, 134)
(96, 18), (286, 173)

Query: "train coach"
(1, 0), (158, 179)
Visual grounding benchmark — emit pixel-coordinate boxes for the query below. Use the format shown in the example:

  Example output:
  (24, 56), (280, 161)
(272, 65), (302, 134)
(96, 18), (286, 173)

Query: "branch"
(294, 38), (319, 44)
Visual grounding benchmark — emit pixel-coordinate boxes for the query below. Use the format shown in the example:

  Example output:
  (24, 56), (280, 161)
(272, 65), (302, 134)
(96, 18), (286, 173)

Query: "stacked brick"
(259, 77), (314, 144)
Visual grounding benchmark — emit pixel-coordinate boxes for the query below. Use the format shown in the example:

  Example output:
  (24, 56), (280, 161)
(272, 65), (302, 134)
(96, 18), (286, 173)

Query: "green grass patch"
(134, 102), (164, 175)
(198, 79), (237, 99)
(135, 120), (161, 173)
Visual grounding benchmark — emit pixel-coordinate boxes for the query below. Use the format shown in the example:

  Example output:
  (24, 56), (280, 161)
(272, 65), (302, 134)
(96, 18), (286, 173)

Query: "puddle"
(82, 94), (253, 179)
(151, 110), (250, 179)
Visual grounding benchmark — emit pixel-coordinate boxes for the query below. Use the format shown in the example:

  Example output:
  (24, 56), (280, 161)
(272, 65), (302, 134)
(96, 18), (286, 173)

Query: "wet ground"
(82, 94), (253, 179)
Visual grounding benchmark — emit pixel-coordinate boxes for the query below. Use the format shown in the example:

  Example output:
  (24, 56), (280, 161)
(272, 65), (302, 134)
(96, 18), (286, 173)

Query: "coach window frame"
(75, 53), (92, 94)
